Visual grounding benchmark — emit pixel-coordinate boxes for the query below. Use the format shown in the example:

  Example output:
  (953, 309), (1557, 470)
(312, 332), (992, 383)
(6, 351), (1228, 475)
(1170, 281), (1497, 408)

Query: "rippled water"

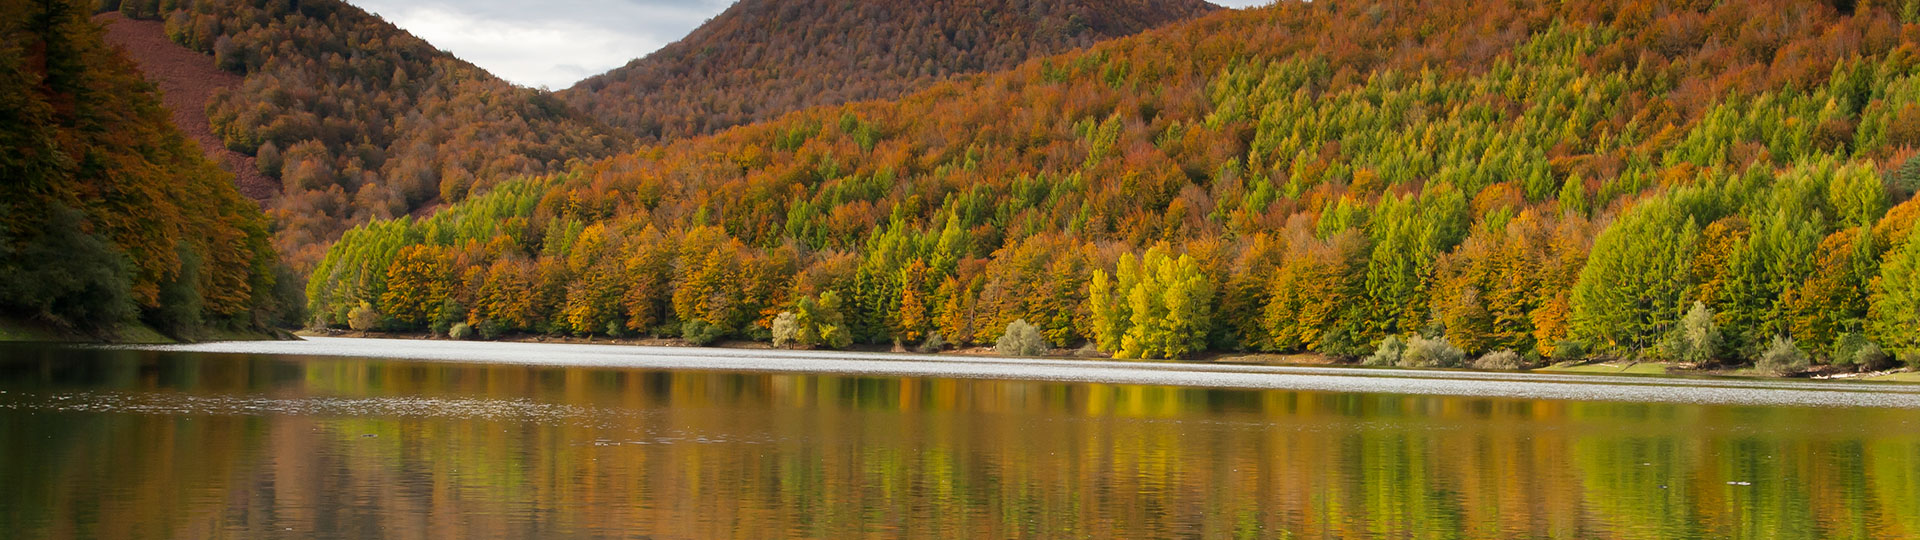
(4, 340), (1920, 539)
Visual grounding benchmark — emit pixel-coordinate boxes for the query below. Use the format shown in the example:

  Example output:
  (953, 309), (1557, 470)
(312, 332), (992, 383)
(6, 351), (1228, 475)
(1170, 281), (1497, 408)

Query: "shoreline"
(295, 329), (1916, 383)
(98, 336), (1920, 409)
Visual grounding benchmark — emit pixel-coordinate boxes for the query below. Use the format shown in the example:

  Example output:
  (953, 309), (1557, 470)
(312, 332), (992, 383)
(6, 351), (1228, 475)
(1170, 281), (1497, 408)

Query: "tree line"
(306, 0), (1920, 371)
(1, 0), (292, 337)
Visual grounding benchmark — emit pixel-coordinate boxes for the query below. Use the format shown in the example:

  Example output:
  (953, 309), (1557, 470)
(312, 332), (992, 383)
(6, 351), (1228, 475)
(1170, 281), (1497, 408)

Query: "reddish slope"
(94, 12), (274, 202)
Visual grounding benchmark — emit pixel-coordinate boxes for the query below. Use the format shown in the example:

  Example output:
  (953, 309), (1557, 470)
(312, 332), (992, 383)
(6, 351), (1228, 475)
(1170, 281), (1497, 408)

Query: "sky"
(346, 0), (1275, 90)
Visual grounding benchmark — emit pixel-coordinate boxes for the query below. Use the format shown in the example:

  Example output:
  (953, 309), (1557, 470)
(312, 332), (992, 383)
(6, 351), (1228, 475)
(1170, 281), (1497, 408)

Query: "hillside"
(93, 12), (277, 202)
(312, 0), (1920, 370)
(558, 0), (1219, 141)
(0, 0), (290, 340)
(101, 0), (630, 270)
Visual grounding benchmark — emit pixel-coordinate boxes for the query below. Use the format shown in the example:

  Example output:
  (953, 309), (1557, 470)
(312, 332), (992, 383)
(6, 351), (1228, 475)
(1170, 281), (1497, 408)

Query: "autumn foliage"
(0, 0), (285, 336)
(314, 0), (1920, 364)
(559, 0), (1218, 142)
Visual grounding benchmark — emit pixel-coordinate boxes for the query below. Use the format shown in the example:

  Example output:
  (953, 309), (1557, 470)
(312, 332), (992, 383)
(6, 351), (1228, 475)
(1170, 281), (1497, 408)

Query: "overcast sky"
(346, 0), (1274, 90)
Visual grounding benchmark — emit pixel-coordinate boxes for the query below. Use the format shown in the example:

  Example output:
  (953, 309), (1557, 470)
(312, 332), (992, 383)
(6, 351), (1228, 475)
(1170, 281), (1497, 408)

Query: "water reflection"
(1, 345), (1918, 539)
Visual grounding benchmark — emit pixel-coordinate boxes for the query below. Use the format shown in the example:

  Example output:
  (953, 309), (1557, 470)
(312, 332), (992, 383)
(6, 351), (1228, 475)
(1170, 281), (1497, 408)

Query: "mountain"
(558, 0), (1220, 141)
(95, 12), (277, 201)
(100, 0), (630, 270)
(312, 0), (1920, 368)
(0, 0), (289, 340)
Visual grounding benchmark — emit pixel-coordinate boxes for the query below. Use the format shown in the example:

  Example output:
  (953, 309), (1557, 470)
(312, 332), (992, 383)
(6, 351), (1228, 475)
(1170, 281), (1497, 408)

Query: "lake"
(3, 339), (1919, 539)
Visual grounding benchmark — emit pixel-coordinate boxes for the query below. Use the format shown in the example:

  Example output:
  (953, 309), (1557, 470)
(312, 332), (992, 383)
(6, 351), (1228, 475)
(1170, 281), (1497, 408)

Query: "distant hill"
(312, 0), (1920, 368)
(1, 0), (289, 339)
(100, 0), (630, 270)
(558, 0), (1219, 141)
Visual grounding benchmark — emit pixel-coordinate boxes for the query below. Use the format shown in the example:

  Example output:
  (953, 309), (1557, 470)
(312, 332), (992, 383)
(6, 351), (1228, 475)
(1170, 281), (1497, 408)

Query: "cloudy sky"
(346, 0), (1274, 90)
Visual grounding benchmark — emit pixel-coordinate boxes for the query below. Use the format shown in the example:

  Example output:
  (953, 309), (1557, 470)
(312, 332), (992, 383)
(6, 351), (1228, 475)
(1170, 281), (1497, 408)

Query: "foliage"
(560, 0), (1216, 141)
(1472, 350), (1528, 371)
(1665, 302), (1723, 364)
(308, 0), (1920, 364)
(1401, 335), (1466, 368)
(1365, 335), (1405, 367)
(917, 332), (948, 353)
(347, 302), (380, 332)
(995, 319), (1048, 357)
(106, 0), (628, 271)
(1087, 247), (1215, 359)
(448, 321), (473, 340)
(0, 0), (280, 336)
(1756, 336), (1811, 376)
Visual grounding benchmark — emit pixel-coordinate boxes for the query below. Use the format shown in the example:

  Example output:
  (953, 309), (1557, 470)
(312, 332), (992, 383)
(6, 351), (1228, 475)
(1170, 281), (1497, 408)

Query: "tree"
(379, 245), (454, 328)
(1869, 233), (1920, 356)
(1570, 195), (1704, 354)
(1089, 248), (1215, 360)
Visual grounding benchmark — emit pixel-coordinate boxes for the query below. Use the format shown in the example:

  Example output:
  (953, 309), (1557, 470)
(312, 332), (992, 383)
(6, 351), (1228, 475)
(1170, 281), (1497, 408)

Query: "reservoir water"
(3, 339), (1919, 538)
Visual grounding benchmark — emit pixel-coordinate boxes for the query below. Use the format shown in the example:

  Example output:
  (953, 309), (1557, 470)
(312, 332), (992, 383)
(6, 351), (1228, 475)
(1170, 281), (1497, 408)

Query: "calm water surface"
(3, 342), (1919, 539)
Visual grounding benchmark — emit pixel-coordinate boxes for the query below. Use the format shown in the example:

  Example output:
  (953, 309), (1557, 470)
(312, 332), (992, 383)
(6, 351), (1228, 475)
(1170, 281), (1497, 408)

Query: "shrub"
(1551, 339), (1590, 363)
(995, 319), (1048, 356)
(429, 298), (466, 336)
(1664, 301), (1721, 364)
(1365, 335), (1405, 366)
(477, 319), (505, 340)
(1401, 335), (1466, 368)
(1756, 336), (1810, 377)
(916, 332), (948, 353)
(1855, 342), (1893, 371)
(347, 302), (380, 331)
(1830, 332), (1870, 369)
(771, 311), (799, 348)
(681, 320), (724, 346)
(1473, 350), (1528, 370)
(448, 322), (473, 340)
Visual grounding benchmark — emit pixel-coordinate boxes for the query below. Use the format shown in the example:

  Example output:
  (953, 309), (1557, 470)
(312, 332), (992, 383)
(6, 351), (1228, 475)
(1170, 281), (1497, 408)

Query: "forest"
(306, 0), (1920, 372)
(101, 0), (630, 271)
(0, 0), (290, 338)
(559, 0), (1219, 142)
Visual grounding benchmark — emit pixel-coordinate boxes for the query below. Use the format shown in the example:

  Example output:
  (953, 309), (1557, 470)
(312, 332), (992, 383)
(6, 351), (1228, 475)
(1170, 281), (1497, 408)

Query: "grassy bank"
(1, 316), (294, 344)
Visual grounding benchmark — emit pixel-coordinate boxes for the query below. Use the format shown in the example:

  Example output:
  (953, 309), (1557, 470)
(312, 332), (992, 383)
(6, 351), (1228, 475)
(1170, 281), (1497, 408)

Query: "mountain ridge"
(558, 0), (1221, 141)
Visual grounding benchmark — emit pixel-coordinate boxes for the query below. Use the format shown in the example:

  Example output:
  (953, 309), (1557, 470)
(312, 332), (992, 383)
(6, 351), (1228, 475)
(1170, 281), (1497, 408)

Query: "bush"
(430, 298), (466, 336)
(1317, 324), (1373, 360)
(347, 302), (381, 331)
(1664, 301), (1720, 364)
(771, 311), (799, 348)
(916, 332), (947, 353)
(1830, 332), (1870, 369)
(1401, 335), (1466, 368)
(1365, 335), (1405, 366)
(995, 319), (1048, 356)
(1551, 339), (1590, 363)
(1855, 342), (1893, 371)
(1756, 336), (1810, 377)
(477, 319), (505, 340)
(681, 320), (724, 346)
(448, 322), (473, 340)
(1473, 350), (1527, 370)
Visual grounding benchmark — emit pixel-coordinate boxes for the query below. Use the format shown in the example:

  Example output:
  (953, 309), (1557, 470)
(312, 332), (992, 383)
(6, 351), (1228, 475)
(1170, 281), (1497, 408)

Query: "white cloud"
(348, 0), (1280, 90)
(348, 0), (735, 90)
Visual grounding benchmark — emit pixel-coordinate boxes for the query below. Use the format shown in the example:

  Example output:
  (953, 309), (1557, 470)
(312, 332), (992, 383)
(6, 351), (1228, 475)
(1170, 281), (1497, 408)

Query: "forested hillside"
(313, 0), (1920, 371)
(101, 0), (629, 270)
(0, 0), (288, 339)
(558, 0), (1219, 141)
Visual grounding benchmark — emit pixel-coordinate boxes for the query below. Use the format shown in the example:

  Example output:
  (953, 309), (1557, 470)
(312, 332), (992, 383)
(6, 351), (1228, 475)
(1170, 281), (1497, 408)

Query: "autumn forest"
(7, 0), (1920, 373)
